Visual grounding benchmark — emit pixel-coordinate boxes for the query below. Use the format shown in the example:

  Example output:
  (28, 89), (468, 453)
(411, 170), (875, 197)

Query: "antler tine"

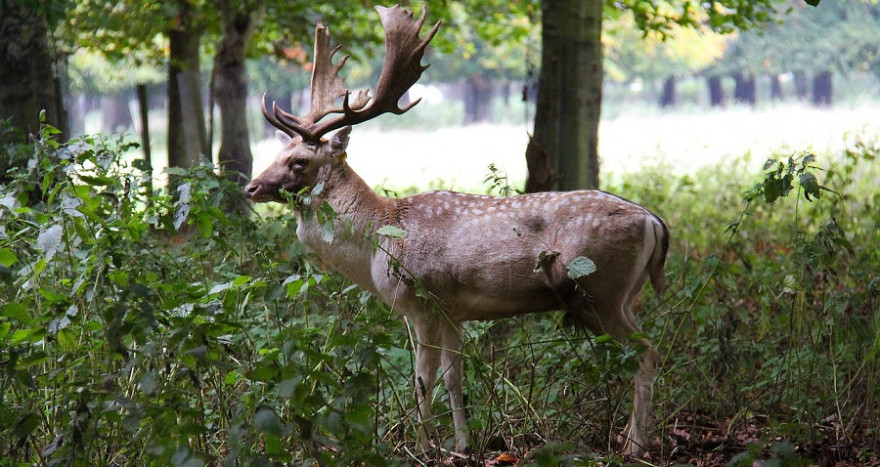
(302, 22), (361, 125)
(304, 5), (441, 140)
(261, 5), (439, 143)
(261, 93), (299, 138)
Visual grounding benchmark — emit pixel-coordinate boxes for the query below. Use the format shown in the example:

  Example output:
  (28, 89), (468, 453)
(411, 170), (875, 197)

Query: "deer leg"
(564, 282), (656, 457)
(594, 300), (656, 457)
(413, 317), (442, 451)
(440, 321), (469, 452)
(624, 342), (659, 457)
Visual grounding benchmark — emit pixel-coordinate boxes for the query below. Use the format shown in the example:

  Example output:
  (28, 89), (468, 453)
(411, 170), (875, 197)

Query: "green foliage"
(607, 133), (879, 462)
(0, 125), (411, 465)
(2, 124), (878, 464)
(718, 1), (880, 78)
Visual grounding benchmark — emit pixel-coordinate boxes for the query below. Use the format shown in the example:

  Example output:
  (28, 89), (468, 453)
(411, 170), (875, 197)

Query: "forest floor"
(436, 414), (880, 466)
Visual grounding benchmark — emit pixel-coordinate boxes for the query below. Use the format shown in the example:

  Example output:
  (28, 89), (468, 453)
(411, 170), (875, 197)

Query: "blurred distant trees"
(4, 0), (878, 195)
(719, 0), (880, 107)
(626, 1), (880, 109)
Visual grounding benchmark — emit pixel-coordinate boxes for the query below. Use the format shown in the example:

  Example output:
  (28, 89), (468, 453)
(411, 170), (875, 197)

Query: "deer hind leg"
(564, 283), (657, 457)
(620, 270), (659, 456)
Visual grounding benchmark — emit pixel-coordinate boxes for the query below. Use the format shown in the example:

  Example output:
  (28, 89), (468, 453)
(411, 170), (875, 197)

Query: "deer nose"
(244, 183), (259, 198)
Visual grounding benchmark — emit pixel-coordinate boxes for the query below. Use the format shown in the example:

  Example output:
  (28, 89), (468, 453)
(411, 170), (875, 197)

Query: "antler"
(263, 5), (440, 143)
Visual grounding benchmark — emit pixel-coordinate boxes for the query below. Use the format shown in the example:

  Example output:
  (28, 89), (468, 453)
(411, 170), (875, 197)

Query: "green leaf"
(264, 434), (292, 461)
(253, 406), (282, 436)
(804, 0), (820, 6)
(0, 248), (18, 267)
(247, 364), (279, 382)
(799, 172), (820, 201)
(79, 175), (115, 186)
(208, 281), (232, 296)
(2, 303), (32, 324)
(320, 219), (334, 243)
(139, 371), (158, 394)
(14, 412), (38, 438)
(566, 256), (597, 279)
(165, 167), (187, 176)
(375, 225), (407, 238)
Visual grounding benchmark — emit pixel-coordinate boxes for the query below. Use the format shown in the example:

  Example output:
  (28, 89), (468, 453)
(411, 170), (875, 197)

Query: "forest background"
(1, 0), (879, 465)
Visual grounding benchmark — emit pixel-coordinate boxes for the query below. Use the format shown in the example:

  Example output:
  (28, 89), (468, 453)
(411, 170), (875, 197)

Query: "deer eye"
(291, 157), (309, 168)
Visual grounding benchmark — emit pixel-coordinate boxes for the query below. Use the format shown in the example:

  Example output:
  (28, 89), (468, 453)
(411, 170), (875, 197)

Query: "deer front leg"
(440, 322), (469, 452)
(414, 321), (441, 451)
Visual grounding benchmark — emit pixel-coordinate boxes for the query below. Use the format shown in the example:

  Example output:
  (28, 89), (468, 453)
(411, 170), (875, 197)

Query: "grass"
(2, 107), (879, 465)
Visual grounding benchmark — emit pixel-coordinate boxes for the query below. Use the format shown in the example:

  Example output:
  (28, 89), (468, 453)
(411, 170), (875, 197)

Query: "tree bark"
(811, 70), (833, 107)
(213, 7), (255, 186)
(167, 0), (207, 184)
(0, 0), (66, 142)
(530, 0), (602, 192)
(707, 75), (725, 107)
(659, 76), (676, 108)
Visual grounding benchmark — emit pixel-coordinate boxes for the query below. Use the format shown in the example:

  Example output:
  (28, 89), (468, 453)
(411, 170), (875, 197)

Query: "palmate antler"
(263, 5), (441, 143)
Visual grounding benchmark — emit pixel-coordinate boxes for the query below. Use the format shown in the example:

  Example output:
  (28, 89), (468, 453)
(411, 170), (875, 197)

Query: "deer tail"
(648, 214), (669, 295)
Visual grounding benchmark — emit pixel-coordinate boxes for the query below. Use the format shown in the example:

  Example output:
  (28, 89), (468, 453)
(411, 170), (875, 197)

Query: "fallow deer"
(245, 5), (668, 457)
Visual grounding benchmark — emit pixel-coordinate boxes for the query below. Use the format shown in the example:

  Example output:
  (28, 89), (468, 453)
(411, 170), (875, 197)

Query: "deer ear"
(329, 126), (352, 154)
(276, 130), (293, 147)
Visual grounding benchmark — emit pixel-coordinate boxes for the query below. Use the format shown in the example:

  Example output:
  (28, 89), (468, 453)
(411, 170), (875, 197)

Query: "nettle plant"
(0, 124), (411, 465)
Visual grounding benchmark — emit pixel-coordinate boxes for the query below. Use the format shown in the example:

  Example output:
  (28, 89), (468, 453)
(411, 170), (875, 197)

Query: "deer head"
(245, 5), (440, 204)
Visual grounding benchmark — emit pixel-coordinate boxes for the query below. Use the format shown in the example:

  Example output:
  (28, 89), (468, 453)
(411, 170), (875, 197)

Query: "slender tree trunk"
(67, 92), (86, 136)
(100, 91), (133, 132)
(167, 0), (207, 185)
(793, 71), (809, 100)
(811, 70), (833, 107)
(530, 0), (602, 192)
(659, 76), (676, 108)
(213, 7), (255, 186)
(0, 0), (65, 142)
(769, 74), (784, 101)
(136, 83), (153, 198)
(464, 74), (493, 124)
(733, 72), (756, 105)
(707, 75), (725, 107)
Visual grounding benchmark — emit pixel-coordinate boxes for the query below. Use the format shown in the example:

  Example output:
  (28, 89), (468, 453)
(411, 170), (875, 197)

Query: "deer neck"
(294, 160), (393, 292)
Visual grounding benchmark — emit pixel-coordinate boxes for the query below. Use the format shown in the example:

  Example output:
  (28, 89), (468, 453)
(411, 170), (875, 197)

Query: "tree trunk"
(167, 0), (207, 186)
(707, 75), (725, 107)
(100, 91), (133, 132)
(464, 74), (493, 124)
(136, 83), (153, 198)
(793, 71), (809, 100)
(769, 74), (784, 101)
(524, 134), (554, 193)
(733, 72), (756, 105)
(530, 0), (602, 192)
(659, 76), (676, 108)
(0, 0), (66, 142)
(811, 70), (832, 107)
(213, 8), (255, 187)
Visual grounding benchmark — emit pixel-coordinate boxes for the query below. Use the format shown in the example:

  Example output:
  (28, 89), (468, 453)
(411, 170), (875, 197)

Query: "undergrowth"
(1, 121), (878, 465)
